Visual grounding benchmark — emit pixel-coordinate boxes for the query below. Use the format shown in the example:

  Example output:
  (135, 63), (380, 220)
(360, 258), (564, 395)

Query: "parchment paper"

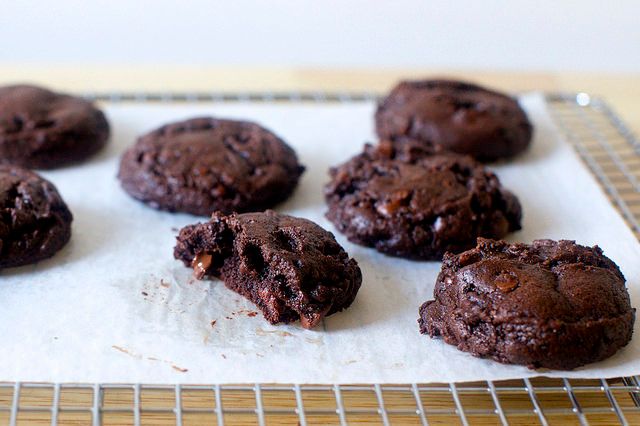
(2, 94), (639, 383)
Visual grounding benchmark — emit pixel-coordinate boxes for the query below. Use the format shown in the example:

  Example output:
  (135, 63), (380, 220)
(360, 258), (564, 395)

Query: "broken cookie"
(174, 210), (362, 329)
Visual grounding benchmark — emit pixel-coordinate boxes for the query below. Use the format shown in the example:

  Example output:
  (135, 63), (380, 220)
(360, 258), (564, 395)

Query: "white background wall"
(1, 0), (638, 71)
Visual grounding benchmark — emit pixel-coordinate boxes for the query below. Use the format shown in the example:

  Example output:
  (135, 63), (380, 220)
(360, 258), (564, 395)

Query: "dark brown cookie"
(375, 79), (532, 161)
(118, 117), (305, 216)
(0, 85), (110, 169)
(324, 143), (522, 260)
(419, 238), (635, 370)
(174, 210), (362, 329)
(0, 165), (73, 269)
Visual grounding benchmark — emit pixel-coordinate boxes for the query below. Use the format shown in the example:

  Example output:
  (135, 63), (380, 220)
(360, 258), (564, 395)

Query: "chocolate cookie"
(174, 210), (362, 329)
(375, 79), (532, 161)
(419, 238), (635, 370)
(0, 165), (73, 269)
(324, 143), (522, 260)
(0, 85), (110, 169)
(118, 117), (305, 216)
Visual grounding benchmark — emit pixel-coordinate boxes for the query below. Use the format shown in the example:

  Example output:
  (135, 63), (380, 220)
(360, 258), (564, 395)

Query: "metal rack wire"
(1, 379), (640, 425)
(1, 92), (639, 425)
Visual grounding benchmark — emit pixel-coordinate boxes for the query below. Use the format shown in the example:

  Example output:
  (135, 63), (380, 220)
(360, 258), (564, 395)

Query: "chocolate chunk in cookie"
(375, 79), (532, 161)
(174, 210), (362, 328)
(0, 165), (73, 269)
(118, 117), (305, 216)
(324, 143), (522, 260)
(0, 85), (110, 169)
(419, 238), (635, 370)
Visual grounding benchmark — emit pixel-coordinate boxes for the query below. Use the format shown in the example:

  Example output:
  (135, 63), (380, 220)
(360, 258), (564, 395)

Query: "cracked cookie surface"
(174, 210), (362, 329)
(375, 79), (532, 161)
(419, 238), (635, 370)
(118, 117), (305, 216)
(324, 143), (522, 260)
(0, 165), (73, 269)
(0, 85), (110, 169)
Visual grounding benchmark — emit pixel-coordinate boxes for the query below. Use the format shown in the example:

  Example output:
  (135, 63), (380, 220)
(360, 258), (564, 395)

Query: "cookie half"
(0, 85), (110, 169)
(174, 210), (362, 328)
(119, 117), (305, 216)
(375, 79), (532, 161)
(0, 165), (73, 269)
(324, 143), (522, 260)
(419, 238), (635, 370)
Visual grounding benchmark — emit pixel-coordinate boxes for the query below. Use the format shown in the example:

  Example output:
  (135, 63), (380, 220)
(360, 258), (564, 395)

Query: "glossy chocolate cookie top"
(324, 143), (522, 260)
(0, 165), (73, 268)
(119, 117), (305, 216)
(0, 85), (110, 169)
(375, 79), (532, 161)
(419, 238), (635, 369)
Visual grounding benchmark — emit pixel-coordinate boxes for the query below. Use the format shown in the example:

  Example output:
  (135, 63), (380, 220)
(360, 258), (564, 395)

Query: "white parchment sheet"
(2, 94), (639, 384)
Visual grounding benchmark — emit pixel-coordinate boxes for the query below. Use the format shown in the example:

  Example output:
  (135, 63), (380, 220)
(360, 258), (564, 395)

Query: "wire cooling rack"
(1, 92), (639, 425)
